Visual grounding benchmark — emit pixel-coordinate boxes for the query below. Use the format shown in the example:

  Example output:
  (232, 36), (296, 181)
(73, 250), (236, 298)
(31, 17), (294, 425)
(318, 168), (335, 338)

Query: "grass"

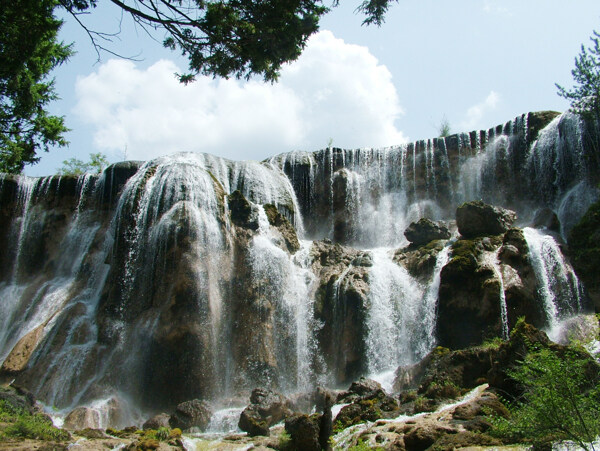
(0, 399), (70, 442)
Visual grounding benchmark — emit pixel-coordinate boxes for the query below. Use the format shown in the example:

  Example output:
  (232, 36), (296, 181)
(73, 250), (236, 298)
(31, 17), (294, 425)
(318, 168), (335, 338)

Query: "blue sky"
(26, 0), (600, 175)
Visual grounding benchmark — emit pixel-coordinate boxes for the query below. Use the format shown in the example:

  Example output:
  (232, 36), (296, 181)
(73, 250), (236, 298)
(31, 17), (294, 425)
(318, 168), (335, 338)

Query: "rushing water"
(0, 111), (597, 428)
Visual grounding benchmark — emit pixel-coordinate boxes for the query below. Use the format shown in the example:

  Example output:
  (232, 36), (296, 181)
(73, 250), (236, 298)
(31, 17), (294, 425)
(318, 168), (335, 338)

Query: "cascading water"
(0, 111), (598, 430)
(523, 227), (584, 341)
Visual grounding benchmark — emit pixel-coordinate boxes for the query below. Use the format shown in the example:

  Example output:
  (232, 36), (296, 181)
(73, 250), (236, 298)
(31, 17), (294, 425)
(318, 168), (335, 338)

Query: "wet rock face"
(456, 201), (517, 238)
(404, 218), (450, 247)
(533, 207), (561, 233)
(394, 239), (445, 281)
(238, 388), (293, 437)
(436, 224), (545, 349)
(310, 241), (370, 384)
(169, 399), (212, 431)
(285, 414), (322, 451)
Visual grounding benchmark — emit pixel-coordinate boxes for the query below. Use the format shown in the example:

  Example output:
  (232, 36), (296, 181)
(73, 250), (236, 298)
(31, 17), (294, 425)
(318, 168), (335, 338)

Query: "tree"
(492, 346), (600, 450)
(557, 28), (600, 120)
(0, 0), (72, 174)
(58, 0), (397, 82)
(438, 116), (451, 137)
(58, 152), (109, 176)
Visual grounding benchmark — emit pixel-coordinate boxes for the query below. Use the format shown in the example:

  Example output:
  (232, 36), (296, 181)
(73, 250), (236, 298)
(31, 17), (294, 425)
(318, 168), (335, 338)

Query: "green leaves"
(0, 0), (71, 173)
(491, 346), (600, 450)
(58, 152), (109, 176)
(557, 29), (600, 120)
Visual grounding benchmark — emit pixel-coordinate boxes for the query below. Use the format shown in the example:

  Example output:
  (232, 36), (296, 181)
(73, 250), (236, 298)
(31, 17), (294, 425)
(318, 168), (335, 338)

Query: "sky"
(25, 0), (600, 176)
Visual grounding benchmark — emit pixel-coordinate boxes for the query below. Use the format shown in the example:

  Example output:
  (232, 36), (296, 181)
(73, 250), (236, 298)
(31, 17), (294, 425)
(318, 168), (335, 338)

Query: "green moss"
(0, 400), (70, 442)
(447, 239), (480, 274)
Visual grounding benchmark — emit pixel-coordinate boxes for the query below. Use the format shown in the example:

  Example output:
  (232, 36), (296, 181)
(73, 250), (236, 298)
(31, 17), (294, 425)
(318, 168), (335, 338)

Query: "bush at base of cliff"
(490, 346), (600, 450)
(0, 400), (70, 442)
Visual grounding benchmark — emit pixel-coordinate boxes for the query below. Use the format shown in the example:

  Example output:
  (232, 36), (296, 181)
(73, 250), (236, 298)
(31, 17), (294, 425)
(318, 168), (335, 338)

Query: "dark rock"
(394, 239), (445, 281)
(169, 399), (212, 431)
(335, 389), (399, 430)
(318, 394), (333, 450)
(533, 207), (561, 232)
(285, 414), (322, 451)
(456, 201), (517, 238)
(0, 385), (36, 415)
(568, 198), (600, 310)
(238, 388), (293, 437)
(527, 111), (561, 142)
(348, 377), (383, 396)
(228, 190), (258, 230)
(263, 203), (300, 253)
(403, 423), (455, 451)
(404, 218), (450, 247)
(143, 412), (171, 430)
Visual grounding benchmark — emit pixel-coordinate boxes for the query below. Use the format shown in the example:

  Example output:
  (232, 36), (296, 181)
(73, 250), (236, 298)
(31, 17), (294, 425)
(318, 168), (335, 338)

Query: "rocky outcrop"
(532, 207), (561, 232)
(456, 201), (517, 238)
(263, 203), (300, 253)
(404, 218), (450, 247)
(143, 413), (171, 430)
(238, 388), (293, 436)
(310, 240), (370, 384)
(285, 414), (322, 451)
(169, 399), (212, 431)
(394, 239), (446, 281)
(569, 198), (600, 310)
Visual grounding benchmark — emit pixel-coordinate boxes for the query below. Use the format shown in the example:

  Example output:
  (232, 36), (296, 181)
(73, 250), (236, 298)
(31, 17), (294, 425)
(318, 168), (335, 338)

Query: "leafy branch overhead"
(58, 0), (398, 83)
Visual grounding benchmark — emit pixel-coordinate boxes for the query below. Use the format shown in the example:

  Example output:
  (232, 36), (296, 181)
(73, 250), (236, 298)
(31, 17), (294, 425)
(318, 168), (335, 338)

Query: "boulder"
(533, 207), (561, 232)
(169, 399), (212, 431)
(456, 201), (516, 238)
(335, 388), (399, 430)
(143, 413), (171, 430)
(238, 388), (293, 437)
(404, 218), (450, 247)
(403, 422), (455, 451)
(348, 377), (383, 396)
(64, 407), (102, 430)
(284, 414), (322, 451)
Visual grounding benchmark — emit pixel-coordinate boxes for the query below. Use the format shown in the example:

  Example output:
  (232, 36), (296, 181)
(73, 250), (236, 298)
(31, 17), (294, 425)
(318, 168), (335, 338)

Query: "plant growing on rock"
(491, 345), (600, 450)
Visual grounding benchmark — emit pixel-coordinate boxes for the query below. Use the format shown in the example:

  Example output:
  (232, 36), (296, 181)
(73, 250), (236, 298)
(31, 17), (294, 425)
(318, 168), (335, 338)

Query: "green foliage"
(348, 438), (384, 450)
(0, 0), (71, 173)
(491, 346), (600, 450)
(58, 152), (109, 176)
(58, 1), (400, 82)
(438, 116), (452, 137)
(0, 399), (70, 442)
(278, 430), (293, 450)
(480, 336), (505, 350)
(557, 29), (600, 119)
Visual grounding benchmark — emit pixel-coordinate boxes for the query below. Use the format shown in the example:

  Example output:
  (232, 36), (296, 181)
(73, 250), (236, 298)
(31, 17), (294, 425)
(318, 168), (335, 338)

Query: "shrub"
(491, 346), (600, 450)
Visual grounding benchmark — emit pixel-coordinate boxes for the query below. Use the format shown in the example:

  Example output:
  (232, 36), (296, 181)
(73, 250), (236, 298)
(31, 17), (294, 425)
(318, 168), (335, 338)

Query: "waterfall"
(365, 248), (431, 388)
(523, 227), (584, 341)
(482, 251), (510, 340)
(0, 111), (598, 427)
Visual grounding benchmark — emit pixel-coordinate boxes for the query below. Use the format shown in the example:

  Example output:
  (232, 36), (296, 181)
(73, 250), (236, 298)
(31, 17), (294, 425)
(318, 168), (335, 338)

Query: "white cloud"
(459, 91), (501, 131)
(74, 30), (406, 163)
(483, 1), (510, 15)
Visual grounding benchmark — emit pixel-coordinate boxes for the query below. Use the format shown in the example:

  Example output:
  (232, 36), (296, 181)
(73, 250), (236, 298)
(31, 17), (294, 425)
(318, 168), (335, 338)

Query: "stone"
(64, 407), (102, 430)
(284, 414), (322, 451)
(403, 423), (454, 451)
(335, 388), (399, 430)
(169, 399), (212, 431)
(0, 324), (45, 375)
(238, 388), (293, 437)
(143, 413), (171, 430)
(533, 207), (561, 232)
(263, 203), (300, 253)
(456, 201), (517, 238)
(404, 218), (450, 247)
(348, 377), (383, 396)
(228, 190), (259, 230)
